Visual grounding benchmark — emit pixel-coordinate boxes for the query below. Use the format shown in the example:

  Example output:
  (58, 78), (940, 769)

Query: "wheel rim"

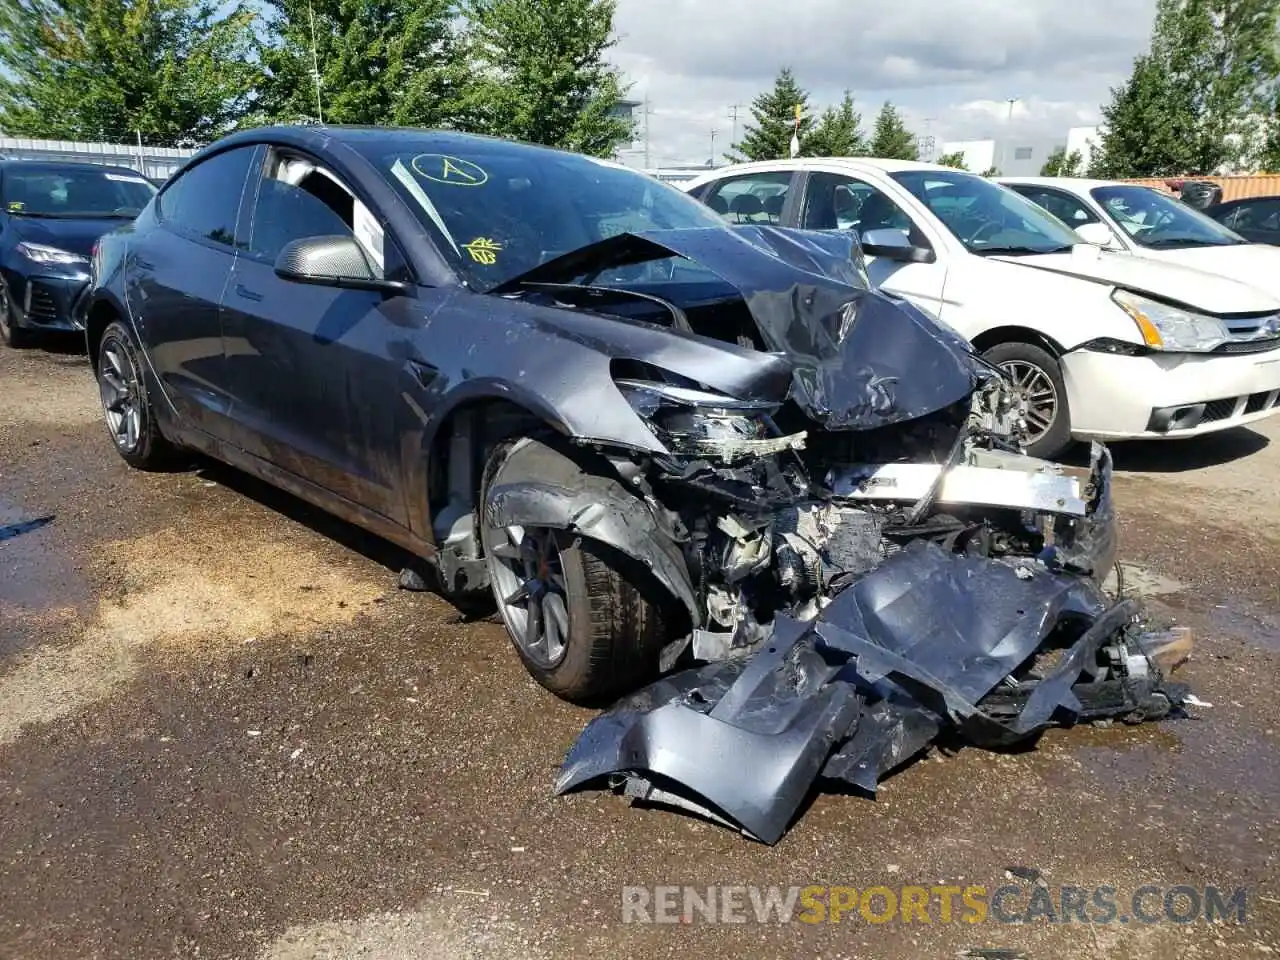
(999, 359), (1058, 444)
(99, 339), (143, 454)
(484, 524), (571, 669)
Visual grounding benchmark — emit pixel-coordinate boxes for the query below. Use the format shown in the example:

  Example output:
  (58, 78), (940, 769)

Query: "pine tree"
(805, 90), (863, 156)
(461, 0), (633, 156)
(0, 0), (260, 142)
(256, 0), (464, 128)
(867, 101), (918, 161)
(1091, 0), (1280, 177)
(728, 67), (811, 162)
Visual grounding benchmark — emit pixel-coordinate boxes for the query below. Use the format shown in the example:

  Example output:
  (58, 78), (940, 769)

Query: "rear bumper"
(1061, 347), (1280, 440)
(3, 270), (91, 332)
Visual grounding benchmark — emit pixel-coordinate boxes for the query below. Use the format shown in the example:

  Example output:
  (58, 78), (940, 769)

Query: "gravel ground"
(1, 337), (1277, 960)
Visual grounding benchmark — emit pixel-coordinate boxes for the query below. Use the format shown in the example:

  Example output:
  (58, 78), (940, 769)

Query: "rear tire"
(96, 320), (179, 470)
(479, 440), (672, 704)
(983, 340), (1073, 460)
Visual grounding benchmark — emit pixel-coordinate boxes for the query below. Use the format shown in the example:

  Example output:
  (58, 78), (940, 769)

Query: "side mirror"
(859, 228), (934, 264)
(274, 235), (413, 294)
(1073, 222), (1120, 249)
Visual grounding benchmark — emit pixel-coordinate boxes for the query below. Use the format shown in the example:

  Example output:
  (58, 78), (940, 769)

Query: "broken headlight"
(615, 378), (806, 463)
(1112, 289), (1228, 352)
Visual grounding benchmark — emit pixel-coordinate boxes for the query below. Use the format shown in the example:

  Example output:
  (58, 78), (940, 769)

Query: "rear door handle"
(235, 283), (263, 302)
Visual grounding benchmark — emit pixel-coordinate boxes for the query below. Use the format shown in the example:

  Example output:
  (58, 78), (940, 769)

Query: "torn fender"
(485, 437), (700, 624)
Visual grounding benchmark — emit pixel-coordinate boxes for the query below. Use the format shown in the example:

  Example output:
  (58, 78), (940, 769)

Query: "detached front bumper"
(1062, 346), (1280, 439)
(2, 269), (91, 332)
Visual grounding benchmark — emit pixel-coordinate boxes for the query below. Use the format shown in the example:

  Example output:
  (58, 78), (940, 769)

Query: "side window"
(701, 171), (793, 224)
(157, 146), (257, 247)
(1013, 186), (1098, 226)
(245, 153), (407, 282)
(801, 172), (914, 237)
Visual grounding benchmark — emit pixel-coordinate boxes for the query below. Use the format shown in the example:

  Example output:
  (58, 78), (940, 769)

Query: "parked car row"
(682, 161), (1280, 457)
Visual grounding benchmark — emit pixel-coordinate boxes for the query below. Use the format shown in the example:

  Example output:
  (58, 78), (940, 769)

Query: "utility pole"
(1003, 97), (1018, 173)
(921, 116), (937, 162)
(728, 103), (745, 150)
(643, 93), (651, 169)
(709, 128), (717, 167)
(308, 0), (324, 123)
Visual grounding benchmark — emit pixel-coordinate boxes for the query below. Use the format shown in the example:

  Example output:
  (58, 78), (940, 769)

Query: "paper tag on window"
(354, 203), (385, 273)
(104, 173), (150, 185)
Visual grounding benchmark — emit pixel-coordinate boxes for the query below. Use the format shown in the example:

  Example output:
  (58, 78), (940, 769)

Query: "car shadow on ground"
(1061, 427), (1269, 474)
(185, 455), (496, 623)
(18, 331), (87, 357)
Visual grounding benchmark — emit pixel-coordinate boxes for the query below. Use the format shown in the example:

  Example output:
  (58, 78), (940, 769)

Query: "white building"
(938, 136), (1066, 176)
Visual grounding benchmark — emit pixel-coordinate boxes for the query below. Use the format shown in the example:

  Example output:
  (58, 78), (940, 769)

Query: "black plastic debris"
(556, 541), (1189, 845)
(0, 514), (54, 542)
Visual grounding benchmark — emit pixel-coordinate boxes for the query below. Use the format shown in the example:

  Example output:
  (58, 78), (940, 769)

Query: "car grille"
(1201, 398), (1238, 423)
(26, 284), (59, 324)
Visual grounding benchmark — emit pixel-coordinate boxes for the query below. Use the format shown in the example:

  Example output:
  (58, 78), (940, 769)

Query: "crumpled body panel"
(497, 225), (986, 431)
(556, 541), (1186, 845)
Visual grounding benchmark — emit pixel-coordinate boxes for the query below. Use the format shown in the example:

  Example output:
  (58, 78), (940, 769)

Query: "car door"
(796, 171), (948, 316)
(127, 145), (260, 439)
(219, 147), (422, 525)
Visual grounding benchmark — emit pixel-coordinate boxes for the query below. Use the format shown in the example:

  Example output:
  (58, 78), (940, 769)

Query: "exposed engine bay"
(479, 225), (1192, 844)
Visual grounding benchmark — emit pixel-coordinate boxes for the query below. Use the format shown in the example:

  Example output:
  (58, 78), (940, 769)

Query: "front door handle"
(407, 359), (438, 389)
(234, 283), (263, 302)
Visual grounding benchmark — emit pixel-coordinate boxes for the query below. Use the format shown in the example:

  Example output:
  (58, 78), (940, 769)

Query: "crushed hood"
(995, 244), (1280, 315)
(495, 225), (988, 430)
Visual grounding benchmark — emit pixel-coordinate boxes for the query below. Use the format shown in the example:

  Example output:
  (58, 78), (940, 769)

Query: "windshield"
(890, 169), (1081, 255)
(1090, 185), (1245, 248)
(2, 166), (156, 218)
(357, 136), (727, 289)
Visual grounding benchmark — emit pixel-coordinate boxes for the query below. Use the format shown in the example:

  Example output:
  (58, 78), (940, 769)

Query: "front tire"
(983, 340), (1073, 460)
(479, 440), (672, 704)
(0, 280), (32, 348)
(96, 320), (179, 469)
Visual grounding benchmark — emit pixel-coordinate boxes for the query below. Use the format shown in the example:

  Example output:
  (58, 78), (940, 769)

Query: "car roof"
(997, 176), (1129, 192)
(205, 124), (613, 165)
(0, 158), (151, 178)
(700, 156), (960, 175)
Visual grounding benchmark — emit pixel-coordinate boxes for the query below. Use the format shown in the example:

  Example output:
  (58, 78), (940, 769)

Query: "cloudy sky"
(608, 0), (1159, 167)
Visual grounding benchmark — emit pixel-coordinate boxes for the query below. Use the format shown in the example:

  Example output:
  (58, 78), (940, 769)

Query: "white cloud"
(608, 0), (1157, 166)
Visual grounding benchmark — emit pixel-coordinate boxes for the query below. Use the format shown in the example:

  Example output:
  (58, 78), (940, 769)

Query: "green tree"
(257, 0), (464, 127)
(867, 101), (918, 160)
(460, 0), (632, 156)
(935, 150), (968, 170)
(805, 90), (863, 156)
(1040, 146), (1084, 176)
(0, 0), (260, 143)
(1091, 0), (1280, 177)
(728, 67), (812, 161)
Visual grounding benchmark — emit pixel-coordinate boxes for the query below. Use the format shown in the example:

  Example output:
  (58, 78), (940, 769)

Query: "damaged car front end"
(478, 224), (1190, 843)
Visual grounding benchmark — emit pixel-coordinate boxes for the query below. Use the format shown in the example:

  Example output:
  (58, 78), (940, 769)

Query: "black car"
(1205, 195), (1280, 246)
(79, 125), (1131, 707)
(0, 160), (156, 347)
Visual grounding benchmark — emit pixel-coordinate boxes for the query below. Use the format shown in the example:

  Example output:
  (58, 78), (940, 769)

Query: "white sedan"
(999, 175), (1280, 296)
(682, 158), (1280, 458)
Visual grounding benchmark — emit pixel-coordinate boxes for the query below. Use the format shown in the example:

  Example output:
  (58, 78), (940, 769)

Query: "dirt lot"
(2, 338), (1278, 960)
